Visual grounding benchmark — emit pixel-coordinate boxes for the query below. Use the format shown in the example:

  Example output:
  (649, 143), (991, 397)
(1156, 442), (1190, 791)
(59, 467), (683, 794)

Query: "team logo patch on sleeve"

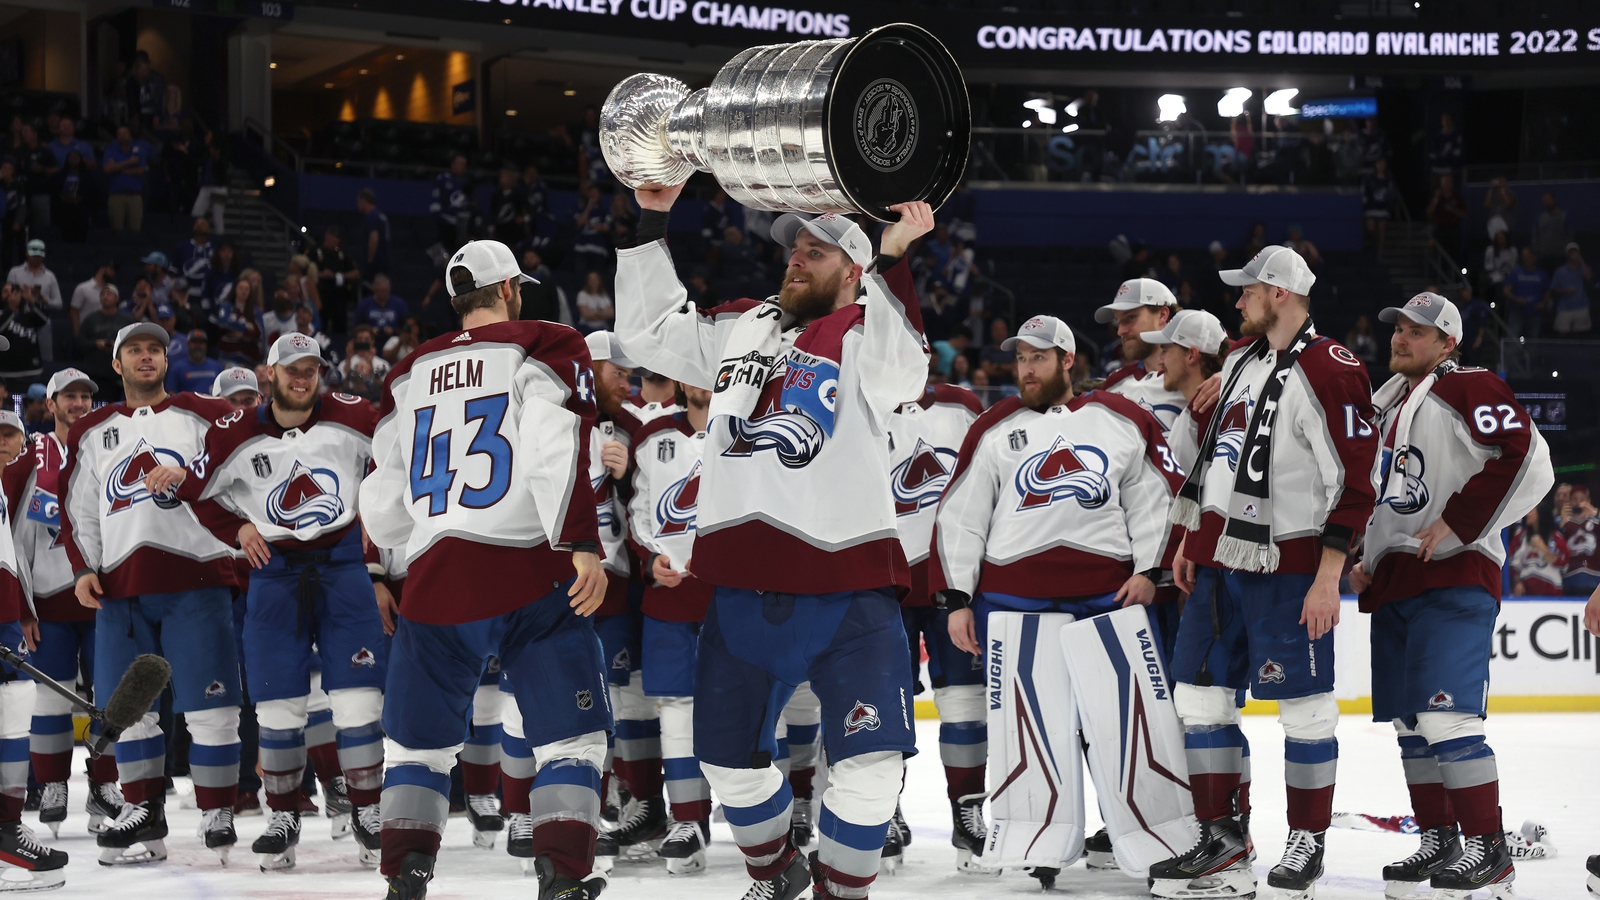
(1427, 690), (1454, 710)
(1258, 660), (1286, 684)
(351, 648), (377, 668)
(843, 700), (881, 736)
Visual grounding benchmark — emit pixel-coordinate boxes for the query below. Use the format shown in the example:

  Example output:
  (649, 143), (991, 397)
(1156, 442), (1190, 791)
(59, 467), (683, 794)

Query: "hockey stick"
(0, 645), (171, 758)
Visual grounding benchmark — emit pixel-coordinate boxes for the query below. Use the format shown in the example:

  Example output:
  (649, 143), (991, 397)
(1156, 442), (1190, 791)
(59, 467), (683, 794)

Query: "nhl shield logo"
(204, 680), (227, 698)
(351, 648), (376, 668)
(575, 690), (594, 711)
(1258, 660), (1287, 684)
(1427, 690), (1455, 710)
(252, 453), (272, 478)
(843, 700), (881, 736)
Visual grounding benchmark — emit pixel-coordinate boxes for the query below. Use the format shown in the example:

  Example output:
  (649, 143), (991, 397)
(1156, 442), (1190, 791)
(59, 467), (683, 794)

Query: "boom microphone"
(90, 654), (172, 757)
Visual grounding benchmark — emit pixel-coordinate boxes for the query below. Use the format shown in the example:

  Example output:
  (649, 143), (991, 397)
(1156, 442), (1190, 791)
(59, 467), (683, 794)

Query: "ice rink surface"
(30, 713), (1600, 899)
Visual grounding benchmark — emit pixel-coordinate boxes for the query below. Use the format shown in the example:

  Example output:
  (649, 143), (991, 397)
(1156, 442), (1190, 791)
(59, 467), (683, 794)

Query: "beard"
(1122, 334), (1152, 361)
(777, 265), (845, 322)
(1389, 349), (1438, 380)
(272, 373), (319, 412)
(1240, 304), (1278, 337)
(1020, 365), (1070, 410)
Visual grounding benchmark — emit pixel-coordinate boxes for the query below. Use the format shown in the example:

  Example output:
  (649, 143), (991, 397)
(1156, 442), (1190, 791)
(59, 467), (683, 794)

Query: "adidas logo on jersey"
(453, 331), (472, 343)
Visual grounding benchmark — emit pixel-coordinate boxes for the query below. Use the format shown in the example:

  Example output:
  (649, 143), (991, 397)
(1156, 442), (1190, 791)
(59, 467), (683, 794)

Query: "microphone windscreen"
(102, 654), (171, 731)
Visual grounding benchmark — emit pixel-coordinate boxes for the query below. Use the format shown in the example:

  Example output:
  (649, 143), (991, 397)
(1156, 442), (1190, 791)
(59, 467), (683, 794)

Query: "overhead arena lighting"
(1023, 98), (1057, 125)
(1065, 98), (1084, 118)
(1156, 94), (1187, 123)
(1217, 88), (1251, 118)
(1265, 88), (1301, 117)
(1061, 124), (1079, 133)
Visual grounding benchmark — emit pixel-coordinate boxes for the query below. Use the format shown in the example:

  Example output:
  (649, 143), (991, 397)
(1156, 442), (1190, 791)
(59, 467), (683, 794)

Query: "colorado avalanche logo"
(1427, 690), (1454, 710)
(1380, 447), (1429, 515)
(843, 700), (881, 736)
(351, 648), (377, 668)
(1212, 386), (1254, 471)
(656, 460), (701, 537)
(266, 460), (345, 530)
(1014, 435), (1112, 511)
(891, 438), (957, 516)
(1568, 527), (1597, 562)
(1258, 659), (1287, 684)
(722, 409), (825, 469)
(105, 439), (186, 513)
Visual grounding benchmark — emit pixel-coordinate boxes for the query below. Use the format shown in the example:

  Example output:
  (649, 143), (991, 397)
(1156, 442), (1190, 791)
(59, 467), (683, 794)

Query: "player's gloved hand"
(1172, 535), (1197, 594)
(373, 581), (399, 637)
(143, 464), (187, 496)
(1114, 573), (1156, 607)
(1347, 559), (1372, 594)
(634, 183), (685, 212)
(879, 202), (936, 259)
(1191, 372), (1223, 415)
(238, 522), (272, 569)
(74, 572), (103, 610)
(947, 607), (979, 656)
(651, 553), (684, 589)
(601, 440), (628, 480)
(569, 551), (607, 616)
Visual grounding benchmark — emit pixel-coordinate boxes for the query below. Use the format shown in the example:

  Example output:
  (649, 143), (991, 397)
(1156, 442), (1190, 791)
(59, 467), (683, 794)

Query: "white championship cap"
(770, 212), (874, 267)
(111, 322), (166, 357)
(1140, 309), (1231, 355)
(1219, 245), (1316, 295)
(45, 367), (97, 398)
(444, 240), (537, 297)
(1379, 291), (1464, 342)
(0, 411), (23, 434)
(267, 332), (326, 368)
(585, 331), (637, 369)
(1095, 277), (1179, 324)
(1001, 315), (1076, 355)
(212, 367), (260, 398)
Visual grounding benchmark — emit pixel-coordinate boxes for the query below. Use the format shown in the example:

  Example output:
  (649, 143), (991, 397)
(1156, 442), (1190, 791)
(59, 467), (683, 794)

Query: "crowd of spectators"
(1509, 482), (1600, 597)
(1470, 184), (1593, 340)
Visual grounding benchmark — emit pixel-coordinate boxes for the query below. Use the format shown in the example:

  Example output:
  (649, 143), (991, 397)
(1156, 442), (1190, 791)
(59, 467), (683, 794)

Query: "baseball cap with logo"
(1001, 315), (1077, 355)
(212, 367), (260, 398)
(24, 239), (44, 258)
(46, 367), (97, 398)
(770, 213), (874, 268)
(267, 332), (326, 367)
(155, 303), (175, 320)
(0, 411), (23, 435)
(111, 322), (167, 357)
(1140, 309), (1231, 355)
(585, 331), (636, 369)
(1219, 245), (1316, 295)
(445, 240), (537, 297)
(1379, 291), (1463, 341)
(1095, 278), (1179, 324)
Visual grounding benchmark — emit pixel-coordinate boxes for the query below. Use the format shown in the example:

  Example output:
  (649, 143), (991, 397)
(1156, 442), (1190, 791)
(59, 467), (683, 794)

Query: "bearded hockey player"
(1347, 292), (1552, 900)
(141, 332), (389, 872)
(1156, 246), (1379, 900)
(886, 372), (984, 872)
(359, 239), (611, 900)
(61, 323), (247, 865)
(1097, 279), (1186, 433)
(617, 187), (933, 900)
(1141, 311), (1231, 472)
(5, 369), (124, 838)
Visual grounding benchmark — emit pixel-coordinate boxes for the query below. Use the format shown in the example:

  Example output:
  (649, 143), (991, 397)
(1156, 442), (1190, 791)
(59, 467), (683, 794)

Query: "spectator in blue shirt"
(1550, 242), (1593, 336)
(353, 274), (407, 342)
(103, 125), (150, 233)
(1503, 247), (1550, 340)
(171, 216), (214, 289)
(429, 154), (474, 250)
(357, 187), (389, 278)
(165, 329), (220, 393)
(46, 119), (94, 172)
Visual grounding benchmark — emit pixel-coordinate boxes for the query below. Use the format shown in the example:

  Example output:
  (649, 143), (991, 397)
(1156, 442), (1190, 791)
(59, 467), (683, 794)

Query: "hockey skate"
(353, 804), (381, 867)
(739, 846), (809, 900)
(198, 806), (237, 864)
(84, 778), (123, 835)
(323, 776), (352, 840)
(20, 789), (37, 815)
(36, 784), (65, 839)
(1430, 831), (1516, 900)
(1382, 824), (1463, 899)
(251, 809), (301, 872)
(1267, 828), (1325, 900)
(1149, 816), (1256, 900)
(1586, 853), (1599, 896)
(96, 798), (168, 866)
(467, 793), (504, 849)
(1506, 820), (1555, 860)
(0, 821), (67, 891)
(789, 798), (814, 848)
(385, 851), (434, 900)
(532, 854), (608, 900)
(1085, 827), (1118, 870)
(659, 819), (709, 876)
(611, 794), (667, 861)
(506, 812), (537, 875)
(602, 778), (629, 825)
(890, 802), (911, 847)
(951, 794), (994, 875)
(880, 822), (902, 875)
(1026, 866), (1060, 890)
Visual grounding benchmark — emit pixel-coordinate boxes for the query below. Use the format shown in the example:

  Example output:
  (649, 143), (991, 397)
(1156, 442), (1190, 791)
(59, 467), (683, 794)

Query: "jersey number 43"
(410, 393), (513, 515)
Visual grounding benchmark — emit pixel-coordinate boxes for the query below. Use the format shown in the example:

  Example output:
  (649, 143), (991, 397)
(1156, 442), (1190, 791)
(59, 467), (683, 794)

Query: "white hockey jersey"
(1103, 361), (1185, 434)
(1360, 368), (1553, 611)
(61, 394), (242, 597)
(7, 433), (80, 614)
(931, 391), (1185, 601)
(178, 395), (377, 550)
(615, 243), (927, 595)
(887, 384), (982, 607)
(359, 319), (600, 625)
(627, 411), (713, 622)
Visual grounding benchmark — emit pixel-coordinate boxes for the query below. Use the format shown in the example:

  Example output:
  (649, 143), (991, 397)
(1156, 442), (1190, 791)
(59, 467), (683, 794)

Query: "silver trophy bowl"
(600, 23), (969, 222)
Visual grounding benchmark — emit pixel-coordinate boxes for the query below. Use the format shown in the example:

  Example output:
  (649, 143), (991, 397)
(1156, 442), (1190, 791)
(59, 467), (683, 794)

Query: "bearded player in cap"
(1153, 245), (1379, 900)
(360, 239), (612, 900)
(1097, 278), (1187, 434)
(617, 184), (933, 900)
(61, 322), (247, 865)
(141, 331), (390, 872)
(1139, 310), (1232, 472)
(6, 368), (125, 838)
(1346, 292), (1551, 900)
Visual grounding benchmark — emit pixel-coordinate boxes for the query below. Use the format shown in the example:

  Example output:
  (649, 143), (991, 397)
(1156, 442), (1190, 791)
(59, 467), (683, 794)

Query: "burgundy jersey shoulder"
(169, 392), (235, 421)
(381, 319), (593, 419)
(2, 450), (35, 512)
(925, 383), (984, 416)
(1426, 366), (1519, 417)
(64, 403), (125, 452)
(1101, 360), (1147, 391)
(316, 392), (380, 436)
(964, 395), (1028, 445)
(704, 298), (764, 320)
(1078, 388), (1166, 432)
(1295, 336), (1374, 391)
(632, 411), (697, 447)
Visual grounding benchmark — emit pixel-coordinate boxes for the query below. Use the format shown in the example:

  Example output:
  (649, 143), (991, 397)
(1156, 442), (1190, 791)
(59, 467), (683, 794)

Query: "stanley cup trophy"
(600, 23), (969, 222)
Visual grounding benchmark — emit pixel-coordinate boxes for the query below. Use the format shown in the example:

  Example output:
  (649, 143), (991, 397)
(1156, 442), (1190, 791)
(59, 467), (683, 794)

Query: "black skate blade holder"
(0, 644), (171, 758)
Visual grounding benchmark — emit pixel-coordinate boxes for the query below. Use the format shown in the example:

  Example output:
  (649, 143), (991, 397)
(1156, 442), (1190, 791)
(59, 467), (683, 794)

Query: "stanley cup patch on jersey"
(267, 461), (346, 530)
(891, 438), (957, 516)
(1014, 436), (1112, 511)
(106, 438), (186, 513)
(655, 460), (701, 537)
